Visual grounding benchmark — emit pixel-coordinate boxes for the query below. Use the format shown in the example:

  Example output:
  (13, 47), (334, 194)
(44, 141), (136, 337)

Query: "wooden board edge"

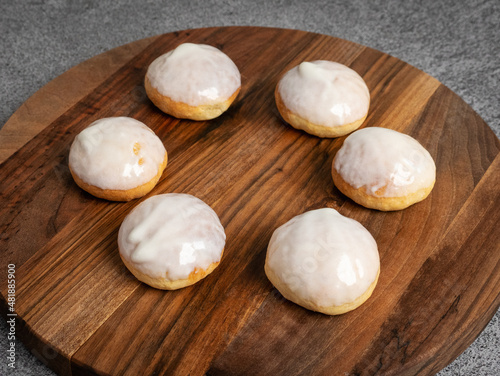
(0, 35), (159, 164)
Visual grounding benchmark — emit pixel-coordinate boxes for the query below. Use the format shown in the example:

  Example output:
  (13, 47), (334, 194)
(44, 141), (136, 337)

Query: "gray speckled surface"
(0, 0), (498, 375)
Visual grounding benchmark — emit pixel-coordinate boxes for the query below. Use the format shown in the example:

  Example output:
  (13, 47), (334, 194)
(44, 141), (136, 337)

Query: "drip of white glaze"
(278, 60), (370, 126)
(118, 193), (226, 280)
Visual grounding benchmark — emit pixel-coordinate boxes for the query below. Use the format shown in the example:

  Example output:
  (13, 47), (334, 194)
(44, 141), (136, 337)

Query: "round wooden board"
(1, 27), (499, 376)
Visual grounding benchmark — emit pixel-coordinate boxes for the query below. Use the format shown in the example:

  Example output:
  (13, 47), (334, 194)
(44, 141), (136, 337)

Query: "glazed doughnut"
(265, 208), (380, 315)
(118, 193), (226, 290)
(332, 127), (436, 211)
(68, 117), (167, 202)
(275, 60), (370, 137)
(145, 43), (241, 120)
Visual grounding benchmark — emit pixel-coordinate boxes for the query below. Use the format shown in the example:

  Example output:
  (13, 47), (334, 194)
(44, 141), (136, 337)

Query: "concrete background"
(0, 0), (498, 375)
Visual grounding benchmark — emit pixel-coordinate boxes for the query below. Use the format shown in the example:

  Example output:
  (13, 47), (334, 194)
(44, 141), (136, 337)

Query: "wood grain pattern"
(0, 35), (159, 164)
(0, 26), (499, 376)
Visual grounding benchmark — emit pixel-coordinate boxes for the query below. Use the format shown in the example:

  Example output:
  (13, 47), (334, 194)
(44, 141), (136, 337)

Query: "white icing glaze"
(266, 208), (379, 307)
(277, 60), (370, 126)
(146, 43), (241, 106)
(68, 117), (166, 190)
(118, 193), (226, 280)
(334, 127), (436, 197)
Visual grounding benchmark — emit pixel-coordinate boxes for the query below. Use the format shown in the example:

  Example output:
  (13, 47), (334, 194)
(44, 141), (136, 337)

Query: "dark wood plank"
(0, 26), (498, 376)
(349, 153), (500, 376)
